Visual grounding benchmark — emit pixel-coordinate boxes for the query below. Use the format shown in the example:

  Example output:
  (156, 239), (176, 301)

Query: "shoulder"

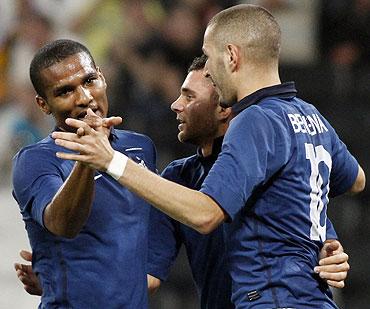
(13, 135), (56, 163)
(113, 129), (156, 154)
(161, 154), (198, 181)
(114, 129), (154, 144)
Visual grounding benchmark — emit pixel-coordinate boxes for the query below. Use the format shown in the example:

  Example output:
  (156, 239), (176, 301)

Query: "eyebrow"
(53, 85), (74, 96)
(181, 87), (195, 95)
(53, 72), (98, 96)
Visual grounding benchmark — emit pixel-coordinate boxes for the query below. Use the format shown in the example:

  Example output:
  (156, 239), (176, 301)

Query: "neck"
(236, 66), (281, 102)
(200, 125), (227, 157)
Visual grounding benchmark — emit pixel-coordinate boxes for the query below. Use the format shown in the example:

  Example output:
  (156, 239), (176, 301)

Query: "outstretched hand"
(52, 116), (115, 172)
(315, 240), (349, 288)
(78, 108), (122, 137)
(14, 250), (42, 296)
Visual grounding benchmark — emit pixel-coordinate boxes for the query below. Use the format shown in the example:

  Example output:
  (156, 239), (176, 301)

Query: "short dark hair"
(29, 39), (96, 97)
(187, 54), (207, 73)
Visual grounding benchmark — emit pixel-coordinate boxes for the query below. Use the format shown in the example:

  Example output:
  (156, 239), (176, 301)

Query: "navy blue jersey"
(148, 133), (338, 308)
(201, 83), (358, 309)
(148, 137), (233, 309)
(12, 128), (156, 309)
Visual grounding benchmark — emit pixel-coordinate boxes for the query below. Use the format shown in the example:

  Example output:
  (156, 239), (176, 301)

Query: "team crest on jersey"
(135, 156), (147, 169)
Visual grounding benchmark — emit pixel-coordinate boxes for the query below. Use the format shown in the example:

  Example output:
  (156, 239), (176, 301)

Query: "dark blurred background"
(0, 0), (368, 308)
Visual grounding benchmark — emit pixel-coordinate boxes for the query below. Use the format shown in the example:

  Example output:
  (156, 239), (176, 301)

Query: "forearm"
(147, 275), (161, 294)
(120, 159), (225, 234)
(44, 162), (95, 238)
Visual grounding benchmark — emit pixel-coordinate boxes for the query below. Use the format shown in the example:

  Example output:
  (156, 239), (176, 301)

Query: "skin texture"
(32, 52), (121, 238)
(171, 69), (229, 156)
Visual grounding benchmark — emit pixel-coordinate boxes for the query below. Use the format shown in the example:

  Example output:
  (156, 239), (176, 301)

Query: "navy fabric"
(12, 128), (156, 309)
(201, 83), (358, 308)
(148, 132), (338, 308)
(148, 137), (234, 309)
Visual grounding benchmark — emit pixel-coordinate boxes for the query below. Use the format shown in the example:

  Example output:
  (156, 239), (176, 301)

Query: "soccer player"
(15, 56), (350, 307)
(146, 55), (351, 307)
(12, 39), (156, 308)
(53, 3), (365, 301)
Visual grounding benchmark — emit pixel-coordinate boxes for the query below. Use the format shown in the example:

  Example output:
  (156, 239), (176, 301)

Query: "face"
(36, 52), (108, 132)
(171, 69), (220, 145)
(202, 27), (236, 107)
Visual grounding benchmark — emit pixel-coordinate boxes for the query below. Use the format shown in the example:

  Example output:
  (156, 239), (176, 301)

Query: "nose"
(171, 96), (184, 113)
(76, 86), (93, 106)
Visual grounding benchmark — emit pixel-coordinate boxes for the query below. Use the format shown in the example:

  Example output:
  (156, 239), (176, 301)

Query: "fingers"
(52, 131), (81, 141)
(327, 280), (345, 289)
(319, 252), (348, 266)
(315, 261), (350, 274)
(55, 139), (86, 153)
(56, 151), (89, 162)
(76, 127), (85, 137)
(20, 250), (32, 262)
(84, 109), (104, 128)
(103, 116), (123, 128)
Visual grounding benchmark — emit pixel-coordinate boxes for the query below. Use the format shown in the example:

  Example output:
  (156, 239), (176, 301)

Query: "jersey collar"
(232, 82), (297, 116)
(196, 136), (224, 162)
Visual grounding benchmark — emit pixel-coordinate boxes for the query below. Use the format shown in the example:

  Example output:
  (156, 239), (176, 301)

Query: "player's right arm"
(44, 111), (122, 238)
(43, 162), (95, 238)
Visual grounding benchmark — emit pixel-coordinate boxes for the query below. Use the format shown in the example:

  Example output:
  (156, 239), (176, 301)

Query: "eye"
(56, 88), (73, 97)
(85, 77), (97, 85)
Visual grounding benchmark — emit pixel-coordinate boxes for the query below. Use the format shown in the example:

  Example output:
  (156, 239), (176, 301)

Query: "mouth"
(177, 118), (185, 131)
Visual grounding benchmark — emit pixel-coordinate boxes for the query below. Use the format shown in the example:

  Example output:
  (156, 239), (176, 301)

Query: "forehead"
(40, 52), (96, 89)
(183, 69), (213, 93)
(202, 26), (215, 50)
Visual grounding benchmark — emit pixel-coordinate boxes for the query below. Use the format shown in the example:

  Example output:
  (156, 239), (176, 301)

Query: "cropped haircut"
(188, 54), (207, 73)
(207, 4), (281, 64)
(29, 39), (96, 98)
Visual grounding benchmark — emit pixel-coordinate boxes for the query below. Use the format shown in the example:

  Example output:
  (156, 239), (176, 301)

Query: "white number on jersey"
(305, 143), (332, 241)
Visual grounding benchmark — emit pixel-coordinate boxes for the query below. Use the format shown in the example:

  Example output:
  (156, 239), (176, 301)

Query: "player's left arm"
(347, 164), (365, 194)
(52, 119), (226, 234)
(315, 239), (349, 288)
(147, 274), (161, 294)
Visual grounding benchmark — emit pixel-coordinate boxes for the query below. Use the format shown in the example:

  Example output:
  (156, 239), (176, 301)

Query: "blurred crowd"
(0, 0), (369, 308)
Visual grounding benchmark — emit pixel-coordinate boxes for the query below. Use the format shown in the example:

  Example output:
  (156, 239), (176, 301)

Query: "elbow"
(51, 226), (81, 239)
(193, 212), (224, 235)
(147, 275), (161, 295)
(349, 167), (366, 195)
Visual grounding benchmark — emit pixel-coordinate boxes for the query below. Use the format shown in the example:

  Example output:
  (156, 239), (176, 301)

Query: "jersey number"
(305, 143), (332, 241)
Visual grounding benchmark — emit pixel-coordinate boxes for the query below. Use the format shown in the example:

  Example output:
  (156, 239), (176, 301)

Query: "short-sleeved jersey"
(148, 130), (338, 308)
(200, 83), (358, 309)
(147, 137), (233, 309)
(12, 128), (156, 309)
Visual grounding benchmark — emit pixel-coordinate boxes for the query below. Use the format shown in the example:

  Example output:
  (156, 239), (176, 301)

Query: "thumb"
(20, 250), (33, 262)
(102, 116), (123, 128)
(87, 108), (98, 116)
(324, 240), (341, 256)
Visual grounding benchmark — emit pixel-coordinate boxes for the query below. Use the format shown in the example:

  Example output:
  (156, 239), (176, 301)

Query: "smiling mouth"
(177, 118), (185, 130)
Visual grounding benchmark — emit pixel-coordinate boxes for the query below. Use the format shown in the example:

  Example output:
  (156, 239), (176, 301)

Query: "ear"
(226, 44), (240, 73)
(36, 95), (51, 115)
(216, 106), (232, 121)
(96, 67), (107, 88)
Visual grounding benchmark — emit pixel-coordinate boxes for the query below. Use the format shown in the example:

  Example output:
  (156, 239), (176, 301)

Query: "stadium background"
(0, 0), (369, 308)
